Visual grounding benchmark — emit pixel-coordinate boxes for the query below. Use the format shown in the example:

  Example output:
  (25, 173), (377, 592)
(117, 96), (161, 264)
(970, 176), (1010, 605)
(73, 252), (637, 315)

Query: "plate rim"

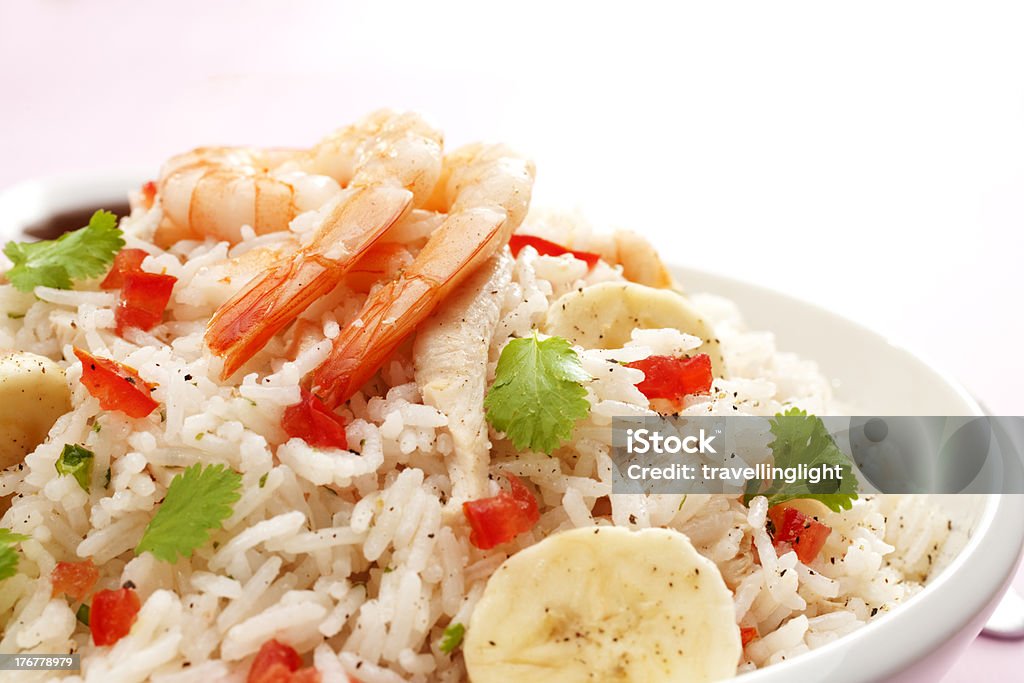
(0, 172), (1018, 683)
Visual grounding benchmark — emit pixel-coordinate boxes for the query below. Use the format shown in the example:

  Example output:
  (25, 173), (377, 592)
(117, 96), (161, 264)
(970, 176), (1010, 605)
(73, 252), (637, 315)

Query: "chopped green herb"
(484, 333), (591, 454)
(0, 529), (30, 581)
(743, 408), (858, 512)
(677, 494), (688, 511)
(258, 473), (268, 488)
(92, 421), (102, 433)
(3, 210), (124, 292)
(382, 566), (394, 574)
(7, 312), (25, 320)
(135, 463), (242, 562)
(195, 432), (204, 441)
(76, 603), (90, 626)
(55, 444), (95, 492)
(440, 622), (465, 654)
(104, 468), (111, 489)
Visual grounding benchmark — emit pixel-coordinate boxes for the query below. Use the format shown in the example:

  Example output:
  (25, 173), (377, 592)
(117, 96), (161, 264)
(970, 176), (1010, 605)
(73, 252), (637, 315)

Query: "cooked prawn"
(309, 143), (536, 409)
(155, 147), (341, 246)
(203, 111), (444, 378)
(605, 229), (675, 289)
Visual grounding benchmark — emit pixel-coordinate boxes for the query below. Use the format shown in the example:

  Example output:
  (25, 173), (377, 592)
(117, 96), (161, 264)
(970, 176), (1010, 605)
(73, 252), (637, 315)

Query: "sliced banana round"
(464, 526), (740, 683)
(544, 281), (725, 376)
(0, 352), (71, 469)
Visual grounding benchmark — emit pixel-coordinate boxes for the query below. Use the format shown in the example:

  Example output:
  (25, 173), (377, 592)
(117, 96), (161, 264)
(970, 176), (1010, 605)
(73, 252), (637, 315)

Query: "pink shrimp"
(308, 143), (536, 408)
(154, 147), (340, 246)
(202, 111), (444, 378)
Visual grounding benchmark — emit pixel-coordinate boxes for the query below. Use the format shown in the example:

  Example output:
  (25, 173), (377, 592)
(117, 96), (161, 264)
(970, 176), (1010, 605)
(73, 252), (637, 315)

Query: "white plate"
(1, 174), (1022, 683)
(671, 264), (1024, 682)
(679, 266), (983, 416)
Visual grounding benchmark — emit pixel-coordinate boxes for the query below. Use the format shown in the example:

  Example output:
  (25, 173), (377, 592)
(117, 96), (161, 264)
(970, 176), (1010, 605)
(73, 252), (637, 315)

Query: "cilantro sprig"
(743, 408), (858, 512)
(135, 463), (242, 562)
(55, 444), (95, 492)
(440, 622), (465, 654)
(0, 528), (30, 581)
(3, 210), (124, 292)
(484, 333), (591, 454)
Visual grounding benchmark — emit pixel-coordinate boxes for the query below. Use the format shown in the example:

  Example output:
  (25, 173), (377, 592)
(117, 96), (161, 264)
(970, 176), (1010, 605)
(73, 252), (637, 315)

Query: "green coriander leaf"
(258, 473), (268, 488)
(76, 603), (90, 626)
(135, 463), (242, 563)
(484, 333), (591, 454)
(3, 210), (124, 292)
(440, 622), (465, 654)
(55, 444), (95, 492)
(743, 408), (859, 512)
(0, 529), (30, 581)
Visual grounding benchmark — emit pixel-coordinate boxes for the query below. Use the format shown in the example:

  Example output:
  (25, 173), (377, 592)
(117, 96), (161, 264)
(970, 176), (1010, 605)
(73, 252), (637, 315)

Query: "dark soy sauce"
(22, 202), (132, 240)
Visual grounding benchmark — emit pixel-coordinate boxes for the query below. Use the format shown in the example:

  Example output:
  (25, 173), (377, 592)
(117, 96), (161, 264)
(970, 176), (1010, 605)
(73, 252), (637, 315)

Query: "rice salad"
(0, 111), (950, 682)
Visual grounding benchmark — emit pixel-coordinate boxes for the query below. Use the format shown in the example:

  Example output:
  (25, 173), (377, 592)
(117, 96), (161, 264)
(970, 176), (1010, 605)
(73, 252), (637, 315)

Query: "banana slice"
(544, 281), (725, 376)
(0, 352), (71, 469)
(464, 526), (740, 683)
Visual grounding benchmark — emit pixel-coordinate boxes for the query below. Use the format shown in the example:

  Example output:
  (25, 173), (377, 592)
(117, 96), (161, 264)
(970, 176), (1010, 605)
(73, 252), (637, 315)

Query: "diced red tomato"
(508, 234), (601, 268)
(115, 271), (177, 335)
(767, 504), (832, 565)
(51, 558), (99, 601)
(287, 670), (322, 683)
(74, 348), (159, 419)
(462, 474), (540, 550)
(627, 353), (713, 402)
(101, 248), (177, 336)
(740, 626), (759, 647)
(247, 639), (320, 683)
(282, 389), (348, 450)
(100, 249), (149, 290)
(90, 587), (141, 646)
(248, 639), (301, 683)
(140, 181), (158, 209)
(250, 662), (294, 683)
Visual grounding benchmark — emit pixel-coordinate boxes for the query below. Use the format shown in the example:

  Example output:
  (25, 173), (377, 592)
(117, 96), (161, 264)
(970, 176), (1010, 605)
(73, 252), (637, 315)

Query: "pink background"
(1, 1), (1021, 679)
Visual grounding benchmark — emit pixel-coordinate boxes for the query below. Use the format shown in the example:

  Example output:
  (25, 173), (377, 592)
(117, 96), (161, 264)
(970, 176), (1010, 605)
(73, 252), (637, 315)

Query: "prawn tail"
(206, 255), (337, 378)
(311, 277), (436, 409)
(310, 208), (508, 408)
(204, 186), (414, 378)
